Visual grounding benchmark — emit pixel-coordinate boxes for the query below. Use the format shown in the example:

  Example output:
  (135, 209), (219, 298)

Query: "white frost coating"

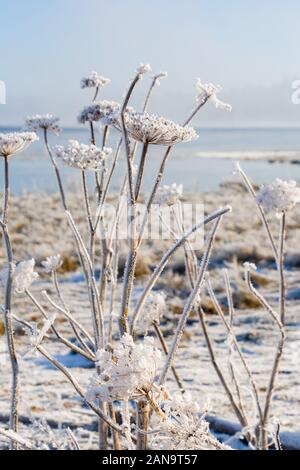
(24, 115), (61, 135)
(54, 140), (112, 171)
(257, 179), (300, 214)
(0, 132), (38, 157)
(196, 79), (232, 111)
(87, 334), (161, 401)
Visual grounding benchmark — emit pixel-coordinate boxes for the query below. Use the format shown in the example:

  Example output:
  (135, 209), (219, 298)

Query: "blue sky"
(1, 0), (300, 126)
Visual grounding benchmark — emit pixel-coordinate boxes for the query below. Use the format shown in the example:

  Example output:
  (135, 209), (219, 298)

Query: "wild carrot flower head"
(155, 183), (183, 206)
(196, 79), (232, 111)
(138, 292), (167, 334)
(0, 259), (38, 294)
(77, 101), (120, 125)
(151, 392), (229, 450)
(257, 179), (300, 214)
(0, 132), (38, 157)
(54, 140), (112, 171)
(24, 114), (61, 135)
(117, 112), (198, 145)
(41, 254), (62, 273)
(80, 72), (110, 89)
(87, 334), (161, 401)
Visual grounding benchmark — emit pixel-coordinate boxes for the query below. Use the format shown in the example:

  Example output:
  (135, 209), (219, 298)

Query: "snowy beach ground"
(1, 182), (300, 448)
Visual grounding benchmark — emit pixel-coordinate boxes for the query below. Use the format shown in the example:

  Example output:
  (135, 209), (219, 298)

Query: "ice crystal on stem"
(80, 72), (110, 89)
(41, 255), (62, 273)
(196, 79), (232, 111)
(0, 132), (38, 157)
(116, 112), (198, 145)
(154, 183), (183, 206)
(24, 115), (61, 135)
(257, 179), (300, 214)
(87, 334), (161, 401)
(54, 140), (112, 171)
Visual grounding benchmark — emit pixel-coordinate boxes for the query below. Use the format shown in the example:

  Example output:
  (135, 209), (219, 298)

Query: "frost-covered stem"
(25, 289), (94, 361)
(153, 321), (185, 392)
(159, 216), (223, 385)
(89, 121), (101, 203)
(237, 164), (278, 263)
(207, 273), (263, 424)
(197, 306), (248, 428)
(43, 129), (67, 211)
(244, 268), (285, 448)
(42, 290), (95, 355)
(65, 211), (104, 349)
(92, 86), (99, 103)
(278, 212), (286, 324)
(109, 403), (121, 450)
(0, 428), (35, 450)
(0, 156), (19, 449)
(130, 207), (231, 335)
(142, 76), (158, 113)
(81, 170), (96, 263)
(34, 342), (131, 438)
(134, 141), (149, 200)
(182, 96), (209, 127)
(122, 401), (134, 450)
(119, 74), (142, 333)
(136, 398), (150, 449)
(43, 128), (103, 346)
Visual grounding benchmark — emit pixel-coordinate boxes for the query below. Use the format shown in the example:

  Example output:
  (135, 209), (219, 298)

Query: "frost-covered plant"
(80, 72), (110, 89)
(257, 178), (300, 214)
(24, 114), (61, 135)
(115, 112), (198, 145)
(137, 292), (166, 334)
(0, 62), (234, 451)
(77, 101), (120, 125)
(41, 254), (62, 273)
(196, 79), (232, 111)
(0, 259), (38, 294)
(154, 183), (183, 206)
(0, 132), (38, 157)
(54, 140), (112, 170)
(150, 393), (229, 450)
(87, 334), (161, 401)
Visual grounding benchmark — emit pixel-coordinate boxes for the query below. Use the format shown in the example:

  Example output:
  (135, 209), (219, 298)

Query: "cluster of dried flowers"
(0, 61), (297, 452)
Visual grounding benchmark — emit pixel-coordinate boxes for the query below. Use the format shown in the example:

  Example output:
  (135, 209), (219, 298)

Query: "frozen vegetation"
(0, 65), (299, 451)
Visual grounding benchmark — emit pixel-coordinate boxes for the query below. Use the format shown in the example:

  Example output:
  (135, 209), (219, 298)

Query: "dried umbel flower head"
(24, 114), (61, 135)
(154, 183), (183, 206)
(0, 259), (38, 294)
(152, 71), (168, 86)
(138, 292), (167, 334)
(196, 79), (232, 111)
(150, 393), (229, 450)
(257, 179), (300, 214)
(87, 334), (161, 401)
(77, 101), (120, 125)
(54, 140), (112, 171)
(41, 254), (62, 273)
(0, 132), (38, 157)
(136, 63), (152, 76)
(80, 72), (110, 89)
(117, 112), (198, 146)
